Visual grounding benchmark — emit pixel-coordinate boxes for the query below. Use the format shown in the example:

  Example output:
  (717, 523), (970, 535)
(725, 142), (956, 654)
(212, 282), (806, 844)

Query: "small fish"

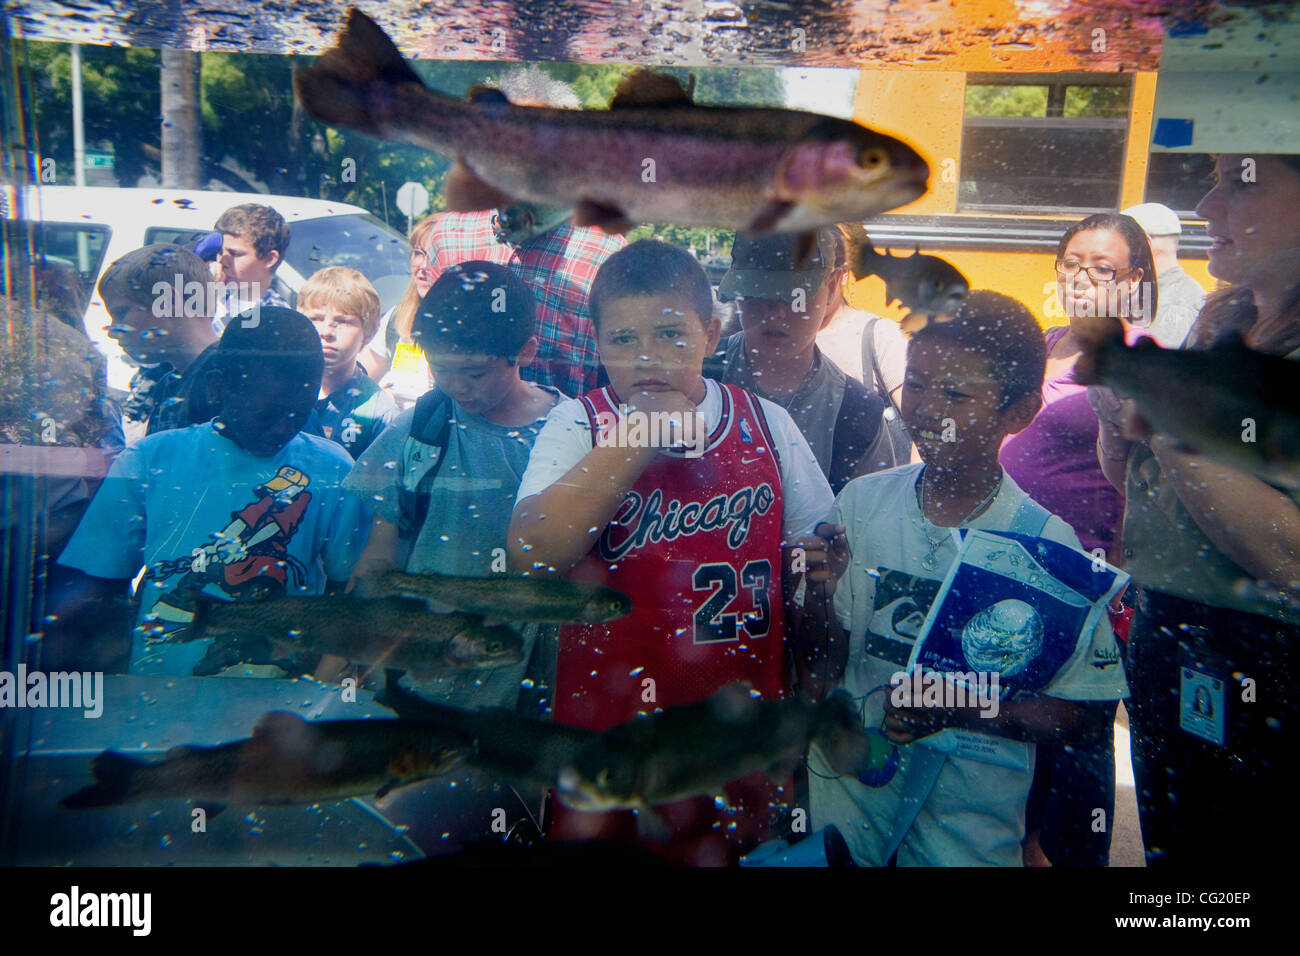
(373, 570), (632, 624)
(187, 596), (523, 678)
(60, 711), (473, 811)
(1074, 315), (1300, 489)
(295, 9), (929, 237)
(377, 681), (600, 793)
(556, 685), (877, 816)
(843, 224), (969, 332)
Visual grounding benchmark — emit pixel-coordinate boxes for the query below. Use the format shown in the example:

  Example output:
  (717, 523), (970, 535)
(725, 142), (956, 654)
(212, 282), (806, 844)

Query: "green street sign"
(84, 150), (115, 169)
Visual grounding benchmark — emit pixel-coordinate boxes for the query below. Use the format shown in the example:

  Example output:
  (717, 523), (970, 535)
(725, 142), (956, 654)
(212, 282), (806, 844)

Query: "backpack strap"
(828, 375), (887, 495)
(397, 387), (453, 539)
(862, 315), (891, 404)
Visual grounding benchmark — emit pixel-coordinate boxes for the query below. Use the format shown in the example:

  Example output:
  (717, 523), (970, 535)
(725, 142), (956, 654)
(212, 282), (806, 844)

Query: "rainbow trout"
(295, 9), (929, 236)
(377, 682), (600, 793)
(1075, 315), (1300, 489)
(188, 595), (523, 678)
(556, 685), (876, 815)
(372, 570), (631, 623)
(60, 711), (474, 810)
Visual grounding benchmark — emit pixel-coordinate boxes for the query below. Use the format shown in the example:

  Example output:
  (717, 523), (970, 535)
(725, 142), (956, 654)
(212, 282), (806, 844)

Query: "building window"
(959, 75), (1132, 214)
(1144, 152), (1215, 216)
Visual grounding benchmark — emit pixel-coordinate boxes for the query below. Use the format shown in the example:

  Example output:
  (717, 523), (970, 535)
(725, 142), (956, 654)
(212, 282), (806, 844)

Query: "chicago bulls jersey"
(547, 383), (790, 863)
(556, 382), (788, 731)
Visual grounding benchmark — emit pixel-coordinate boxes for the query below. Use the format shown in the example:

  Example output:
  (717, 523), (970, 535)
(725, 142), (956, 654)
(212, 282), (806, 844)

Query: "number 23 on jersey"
(692, 559), (772, 644)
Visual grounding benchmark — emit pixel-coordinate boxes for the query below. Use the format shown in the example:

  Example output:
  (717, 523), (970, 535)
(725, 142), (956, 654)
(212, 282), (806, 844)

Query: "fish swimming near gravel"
(841, 223), (969, 332)
(370, 570), (632, 623)
(60, 711), (474, 811)
(187, 595), (523, 678)
(295, 8), (930, 239)
(1074, 314), (1300, 489)
(556, 684), (878, 817)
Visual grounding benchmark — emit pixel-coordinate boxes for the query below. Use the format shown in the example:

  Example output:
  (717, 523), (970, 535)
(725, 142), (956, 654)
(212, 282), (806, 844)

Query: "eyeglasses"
(1055, 260), (1133, 283)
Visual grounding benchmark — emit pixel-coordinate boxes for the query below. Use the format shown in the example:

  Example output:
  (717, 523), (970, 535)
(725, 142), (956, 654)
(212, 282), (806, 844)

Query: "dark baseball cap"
(717, 231), (839, 303)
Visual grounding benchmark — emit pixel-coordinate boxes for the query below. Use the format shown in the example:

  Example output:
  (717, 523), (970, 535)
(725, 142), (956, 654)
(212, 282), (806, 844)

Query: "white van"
(7, 186), (411, 391)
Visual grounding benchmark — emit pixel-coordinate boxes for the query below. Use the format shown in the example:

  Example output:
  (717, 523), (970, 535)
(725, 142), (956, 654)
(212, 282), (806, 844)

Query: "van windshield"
(280, 213), (410, 310)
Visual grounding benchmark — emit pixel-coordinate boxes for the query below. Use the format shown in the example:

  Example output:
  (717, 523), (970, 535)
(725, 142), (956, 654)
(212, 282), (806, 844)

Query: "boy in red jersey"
(509, 240), (833, 864)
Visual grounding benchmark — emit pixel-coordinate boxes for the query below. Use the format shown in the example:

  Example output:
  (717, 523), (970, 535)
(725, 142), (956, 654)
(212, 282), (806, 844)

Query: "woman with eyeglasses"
(1091, 155), (1300, 867)
(999, 212), (1156, 867)
(359, 213), (445, 382)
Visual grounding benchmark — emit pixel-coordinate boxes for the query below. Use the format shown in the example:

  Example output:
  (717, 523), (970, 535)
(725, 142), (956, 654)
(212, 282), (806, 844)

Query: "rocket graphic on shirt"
(144, 466), (313, 639)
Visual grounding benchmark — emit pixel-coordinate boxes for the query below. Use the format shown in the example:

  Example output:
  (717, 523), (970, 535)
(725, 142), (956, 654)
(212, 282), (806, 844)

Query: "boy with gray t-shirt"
(344, 261), (562, 710)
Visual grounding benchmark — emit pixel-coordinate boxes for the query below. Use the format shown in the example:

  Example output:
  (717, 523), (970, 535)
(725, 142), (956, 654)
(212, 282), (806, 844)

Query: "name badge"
(1179, 666), (1227, 747)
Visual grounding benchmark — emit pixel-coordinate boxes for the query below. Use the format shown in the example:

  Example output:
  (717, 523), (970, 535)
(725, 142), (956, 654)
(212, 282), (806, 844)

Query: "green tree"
(23, 40), (160, 187)
(1064, 85), (1130, 118)
(964, 85), (1048, 117)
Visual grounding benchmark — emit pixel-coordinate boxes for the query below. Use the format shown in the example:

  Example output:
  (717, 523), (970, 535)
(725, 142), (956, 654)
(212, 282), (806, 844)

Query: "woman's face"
(411, 247), (434, 298)
(1196, 154), (1300, 287)
(1056, 228), (1143, 325)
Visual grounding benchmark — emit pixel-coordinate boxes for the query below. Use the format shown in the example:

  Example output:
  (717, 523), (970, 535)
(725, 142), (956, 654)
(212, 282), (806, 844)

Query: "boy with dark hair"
(58, 307), (371, 677)
(793, 290), (1128, 866)
(342, 260), (562, 853)
(712, 228), (911, 493)
(345, 261), (560, 700)
(99, 243), (220, 437)
(298, 266), (397, 458)
(212, 203), (292, 331)
(509, 239), (834, 863)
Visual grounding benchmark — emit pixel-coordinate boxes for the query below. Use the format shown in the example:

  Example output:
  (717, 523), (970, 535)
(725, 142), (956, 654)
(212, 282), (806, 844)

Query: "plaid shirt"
(212, 285), (292, 336)
(425, 211), (626, 397)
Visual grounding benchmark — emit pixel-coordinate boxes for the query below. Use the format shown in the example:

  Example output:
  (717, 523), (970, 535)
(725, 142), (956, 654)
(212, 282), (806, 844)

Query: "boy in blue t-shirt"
(59, 307), (372, 677)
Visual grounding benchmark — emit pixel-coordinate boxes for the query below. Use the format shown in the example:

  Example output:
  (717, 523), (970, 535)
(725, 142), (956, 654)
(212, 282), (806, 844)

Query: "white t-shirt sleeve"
(1035, 513), (1131, 701)
(514, 397), (595, 504)
(365, 308), (394, 361)
(754, 398), (835, 540)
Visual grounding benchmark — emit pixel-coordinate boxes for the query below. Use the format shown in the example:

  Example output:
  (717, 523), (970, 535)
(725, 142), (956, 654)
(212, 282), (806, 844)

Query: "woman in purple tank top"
(1002, 213), (1156, 869)
(1002, 213), (1157, 563)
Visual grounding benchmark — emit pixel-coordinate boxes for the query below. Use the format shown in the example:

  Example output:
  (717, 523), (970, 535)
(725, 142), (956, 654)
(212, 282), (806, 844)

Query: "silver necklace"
(915, 467), (1002, 571)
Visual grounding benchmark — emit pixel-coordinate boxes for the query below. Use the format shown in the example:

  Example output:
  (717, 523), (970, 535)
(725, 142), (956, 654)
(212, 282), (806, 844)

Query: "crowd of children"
(23, 164), (1296, 868)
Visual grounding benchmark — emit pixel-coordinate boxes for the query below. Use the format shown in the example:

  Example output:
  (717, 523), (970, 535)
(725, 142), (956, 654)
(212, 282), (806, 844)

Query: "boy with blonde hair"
(299, 266), (397, 458)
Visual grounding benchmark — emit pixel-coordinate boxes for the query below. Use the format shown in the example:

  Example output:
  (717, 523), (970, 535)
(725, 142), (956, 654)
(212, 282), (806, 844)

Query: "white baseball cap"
(1122, 203), (1182, 237)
